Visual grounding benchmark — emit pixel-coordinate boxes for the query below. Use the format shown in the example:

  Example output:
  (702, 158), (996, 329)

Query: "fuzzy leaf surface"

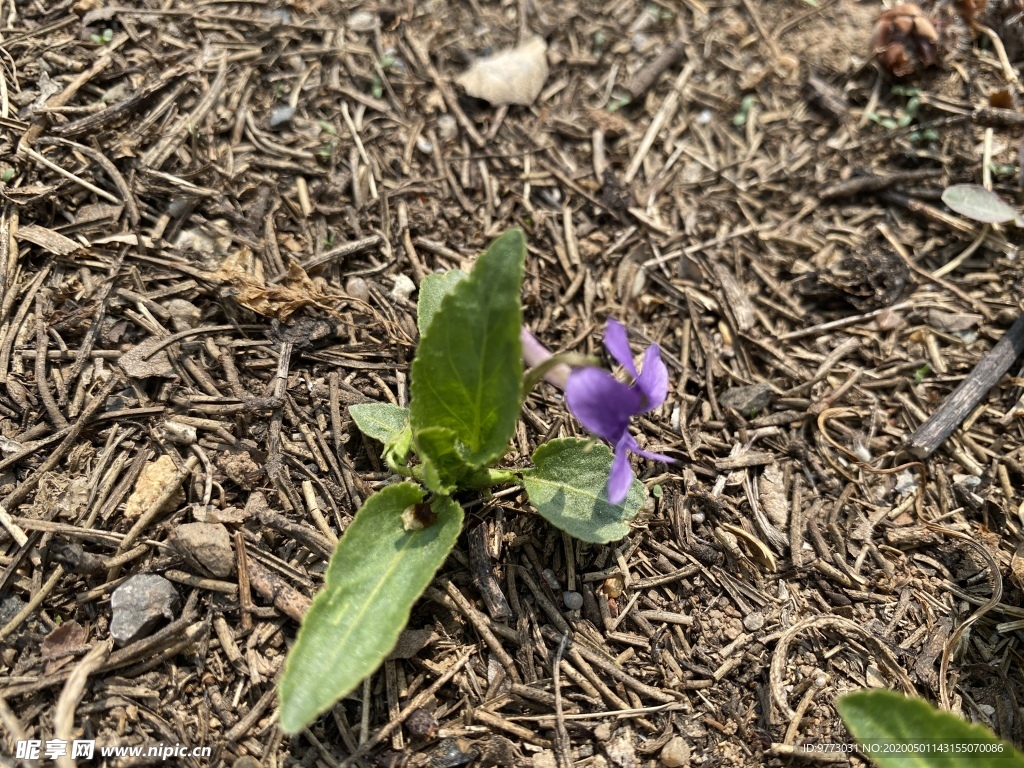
(415, 427), (472, 494)
(409, 229), (524, 467)
(942, 184), (1024, 226)
(417, 269), (468, 335)
(522, 437), (643, 543)
(837, 689), (1024, 768)
(278, 484), (462, 732)
(349, 402), (409, 445)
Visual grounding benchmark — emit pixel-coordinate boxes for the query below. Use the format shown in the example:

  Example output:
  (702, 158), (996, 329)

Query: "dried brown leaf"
(41, 619), (87, 658)
(41, 619), (88, 673)
(721, 522), (777, 572)
(205, 247), (343, 320)
(16, 224), (82, 255)
(119, 335), (177, 379)
(386, 628), (439, 660)
(758, 463), (789, 528)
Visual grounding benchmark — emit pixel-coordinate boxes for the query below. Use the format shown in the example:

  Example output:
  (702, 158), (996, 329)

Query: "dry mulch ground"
(2, 0), (1024, 766)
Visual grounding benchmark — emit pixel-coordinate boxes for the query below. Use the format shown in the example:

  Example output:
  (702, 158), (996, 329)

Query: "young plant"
(278, 229), (669, 732)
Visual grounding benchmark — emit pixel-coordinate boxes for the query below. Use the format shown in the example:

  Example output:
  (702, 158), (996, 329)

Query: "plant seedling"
(278, 230), (668, 732)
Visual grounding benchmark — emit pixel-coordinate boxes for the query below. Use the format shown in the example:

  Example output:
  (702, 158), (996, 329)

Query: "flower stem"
(464, 467), (520, 489)
(521, 327), (597, 395)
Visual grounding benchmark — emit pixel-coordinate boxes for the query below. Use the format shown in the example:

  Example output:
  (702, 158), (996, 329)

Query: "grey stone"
(743, 611), (765, 631)
(110, 575), (180, 646)
(0, 594), (25, 627)
(718, 382), (771, 415)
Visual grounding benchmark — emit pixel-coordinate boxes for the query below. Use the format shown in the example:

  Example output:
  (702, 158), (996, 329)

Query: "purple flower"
(520, 327), (569, 388)
(565, 319), (673, 504)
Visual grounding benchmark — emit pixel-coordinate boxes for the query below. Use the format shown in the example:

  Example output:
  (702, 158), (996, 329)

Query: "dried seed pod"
(870, 2), (941, 76)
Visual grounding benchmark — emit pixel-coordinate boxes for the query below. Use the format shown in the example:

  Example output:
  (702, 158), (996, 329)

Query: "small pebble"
(169, 522), (234, 578)
(416, 137), (433, 155)
(0, 594), (26, 626)
(953, 474), (981, 488)
(269, 105), (295, 130)
(895, 468), (918, 495)
(404, 707), (439, 740)
(718, 382), (771, 414)
(391, 274), (416, 301)
(691, 511), (705, 524)
(865, 665), (885, 688)
(742, 611), (765, 632)
(345, 276), (369, 302)
(660, 736), (691, 767)
(601, 574), (624, 599)
(541, 568), (560, 590)
(875, 307), (903, 331)
(437, 114), (457, 141)
(110, 575), (180, 646)
(427, 737), (476, 768)
(563, 591), (583, 611)
(347, 9), (377, 31)
(165, 298), (201, 332)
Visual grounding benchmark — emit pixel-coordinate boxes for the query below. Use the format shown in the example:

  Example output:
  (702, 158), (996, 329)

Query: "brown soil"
(1, 0), (1024, 766)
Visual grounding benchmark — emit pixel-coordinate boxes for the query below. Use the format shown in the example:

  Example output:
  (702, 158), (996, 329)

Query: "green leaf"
(351, 402), (412, 468)
(409, 229), (525, 468)
(414, 426), (472, 494)
(384, 426), (413, 470)
(942, 184), (1024, 227)
(417, 269), (468, 336)
(837, 690), (1024, 768)
(522, 438), (644, 544)
(350, 402), (409, 444)
(279, 483), (463, 733)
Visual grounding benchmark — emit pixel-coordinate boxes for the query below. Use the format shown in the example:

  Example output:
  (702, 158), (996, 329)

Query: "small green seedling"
(278, 231), (651, 733)
(733, 95), (757, 127)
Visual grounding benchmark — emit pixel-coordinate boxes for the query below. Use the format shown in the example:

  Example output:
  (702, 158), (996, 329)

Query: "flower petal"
(565, 367), (642, 442)
(636, 344), (669, 411)
(603, 318), (639, 379)
(622, 433), (674, 464)
(520, 327), (552, 369)
(607, 433), (635, 505)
